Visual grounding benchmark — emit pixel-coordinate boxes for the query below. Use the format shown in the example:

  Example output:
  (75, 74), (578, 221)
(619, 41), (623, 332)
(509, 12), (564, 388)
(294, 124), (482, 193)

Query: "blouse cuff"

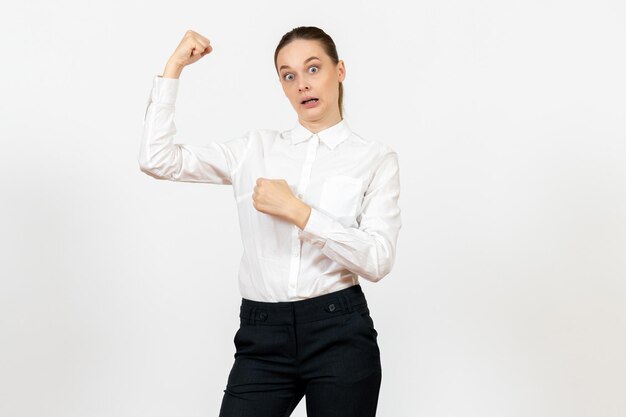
(151, 75), (179, 105)
(298, 207), (340, 247)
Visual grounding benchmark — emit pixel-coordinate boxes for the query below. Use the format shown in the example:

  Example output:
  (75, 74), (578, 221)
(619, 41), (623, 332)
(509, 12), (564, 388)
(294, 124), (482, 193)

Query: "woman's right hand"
(162, 30), (213, 79)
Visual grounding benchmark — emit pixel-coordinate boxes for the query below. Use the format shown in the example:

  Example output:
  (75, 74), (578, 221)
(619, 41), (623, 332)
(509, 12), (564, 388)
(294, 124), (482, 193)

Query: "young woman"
(139, 26), (402, 417)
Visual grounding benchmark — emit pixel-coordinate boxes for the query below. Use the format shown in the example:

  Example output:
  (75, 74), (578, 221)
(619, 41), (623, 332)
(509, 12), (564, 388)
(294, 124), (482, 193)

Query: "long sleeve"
(297, 151), (402, 282)
(138, 75), (251, 184)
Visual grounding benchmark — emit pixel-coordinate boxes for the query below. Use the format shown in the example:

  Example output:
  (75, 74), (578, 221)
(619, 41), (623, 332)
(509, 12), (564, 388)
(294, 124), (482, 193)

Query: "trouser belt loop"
(248, 306), (257, 325)
(340, 294), (353, 313)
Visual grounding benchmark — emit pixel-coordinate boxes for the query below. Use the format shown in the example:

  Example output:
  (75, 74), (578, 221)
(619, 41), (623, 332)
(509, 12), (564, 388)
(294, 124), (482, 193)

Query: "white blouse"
(139, 75), (402, 302)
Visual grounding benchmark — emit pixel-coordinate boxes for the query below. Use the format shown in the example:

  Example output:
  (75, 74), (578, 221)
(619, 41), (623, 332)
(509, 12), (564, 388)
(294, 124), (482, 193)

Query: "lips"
(301, 97), (319, 104)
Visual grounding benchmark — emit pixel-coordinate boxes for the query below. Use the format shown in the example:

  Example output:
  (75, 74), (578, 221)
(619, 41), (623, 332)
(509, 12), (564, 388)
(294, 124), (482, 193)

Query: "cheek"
(320, 78), (336, 95)
(282, 89), (294, 102)
(282, 84), (295, 97)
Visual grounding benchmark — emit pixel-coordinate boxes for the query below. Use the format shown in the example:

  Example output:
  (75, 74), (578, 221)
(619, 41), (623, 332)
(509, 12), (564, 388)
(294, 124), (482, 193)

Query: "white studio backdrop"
(1, 0), (625, 416)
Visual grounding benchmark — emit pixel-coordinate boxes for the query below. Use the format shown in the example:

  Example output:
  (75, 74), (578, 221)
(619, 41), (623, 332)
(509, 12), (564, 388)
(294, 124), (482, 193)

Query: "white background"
(1, 1), (625, 416)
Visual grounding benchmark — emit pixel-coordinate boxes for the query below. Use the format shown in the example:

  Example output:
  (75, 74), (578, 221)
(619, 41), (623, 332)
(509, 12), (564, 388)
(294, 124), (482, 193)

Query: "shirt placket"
(288, 133), (320, 298)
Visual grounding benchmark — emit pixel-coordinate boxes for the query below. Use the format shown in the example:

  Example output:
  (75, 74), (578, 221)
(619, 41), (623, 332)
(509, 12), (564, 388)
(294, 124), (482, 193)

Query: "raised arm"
(138, 30), (251, 184)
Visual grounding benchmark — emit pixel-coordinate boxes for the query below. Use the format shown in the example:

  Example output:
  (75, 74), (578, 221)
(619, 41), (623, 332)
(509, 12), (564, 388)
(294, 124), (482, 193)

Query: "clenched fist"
(162, 30), (213, 79)
(252, 178), (312, 229)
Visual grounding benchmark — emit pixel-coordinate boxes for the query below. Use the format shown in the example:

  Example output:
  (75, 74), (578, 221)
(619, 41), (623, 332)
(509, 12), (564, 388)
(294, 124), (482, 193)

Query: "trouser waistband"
(239, 284), (368, 325)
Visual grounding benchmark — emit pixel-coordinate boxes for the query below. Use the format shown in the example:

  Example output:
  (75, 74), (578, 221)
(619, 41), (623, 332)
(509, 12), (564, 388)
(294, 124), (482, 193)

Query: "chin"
(300, 111), (322, 122)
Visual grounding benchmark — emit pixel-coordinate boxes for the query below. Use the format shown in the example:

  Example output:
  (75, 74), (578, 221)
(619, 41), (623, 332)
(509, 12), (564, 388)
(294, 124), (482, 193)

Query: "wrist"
(291, 198), (312, 230)
(162, 61), (184, 79)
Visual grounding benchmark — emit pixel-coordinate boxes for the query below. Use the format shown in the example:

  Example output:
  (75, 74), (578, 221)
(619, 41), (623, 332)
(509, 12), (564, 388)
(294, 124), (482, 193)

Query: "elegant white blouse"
(139, 75), (402, 302)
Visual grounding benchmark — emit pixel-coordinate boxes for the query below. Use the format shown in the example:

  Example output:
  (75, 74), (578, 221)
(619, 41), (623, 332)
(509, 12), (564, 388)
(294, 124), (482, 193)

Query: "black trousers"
(218, 284), (382, 417)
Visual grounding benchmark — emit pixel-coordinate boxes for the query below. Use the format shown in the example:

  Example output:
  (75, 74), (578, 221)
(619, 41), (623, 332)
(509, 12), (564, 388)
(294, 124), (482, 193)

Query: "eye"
(284, 73), (295, 81)
(309, 65), (319, 74)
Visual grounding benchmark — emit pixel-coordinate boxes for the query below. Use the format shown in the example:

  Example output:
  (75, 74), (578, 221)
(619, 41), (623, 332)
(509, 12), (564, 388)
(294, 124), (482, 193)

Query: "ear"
(337, 60), (346, 82)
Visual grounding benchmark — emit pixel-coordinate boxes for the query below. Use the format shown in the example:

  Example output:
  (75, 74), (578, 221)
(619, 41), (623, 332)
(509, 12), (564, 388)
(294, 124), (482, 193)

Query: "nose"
(298, 82), (310, 92)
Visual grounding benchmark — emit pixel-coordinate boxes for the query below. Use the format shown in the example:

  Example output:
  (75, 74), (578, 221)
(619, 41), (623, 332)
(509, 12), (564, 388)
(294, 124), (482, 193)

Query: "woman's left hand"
(252, 178), (311, 228)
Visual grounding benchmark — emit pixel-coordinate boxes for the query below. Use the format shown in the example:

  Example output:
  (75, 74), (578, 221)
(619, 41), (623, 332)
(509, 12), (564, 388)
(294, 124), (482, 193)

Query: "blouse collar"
(288, 118), (352, 150)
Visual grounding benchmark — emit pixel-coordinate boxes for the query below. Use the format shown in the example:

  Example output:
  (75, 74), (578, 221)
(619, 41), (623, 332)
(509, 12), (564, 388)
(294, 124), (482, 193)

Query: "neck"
(299, 111), (342, 134)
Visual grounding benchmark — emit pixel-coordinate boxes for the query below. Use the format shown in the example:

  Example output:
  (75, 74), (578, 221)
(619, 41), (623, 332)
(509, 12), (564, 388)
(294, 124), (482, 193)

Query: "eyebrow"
(279, 56), (321, 72)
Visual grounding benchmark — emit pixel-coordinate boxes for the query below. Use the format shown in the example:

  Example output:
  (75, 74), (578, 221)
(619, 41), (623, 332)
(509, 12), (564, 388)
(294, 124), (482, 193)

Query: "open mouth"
(301, 98), (319, 104)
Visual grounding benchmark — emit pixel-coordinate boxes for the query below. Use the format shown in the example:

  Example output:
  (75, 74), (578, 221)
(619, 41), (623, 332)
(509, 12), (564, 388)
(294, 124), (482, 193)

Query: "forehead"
(276, 39), (327, 67)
